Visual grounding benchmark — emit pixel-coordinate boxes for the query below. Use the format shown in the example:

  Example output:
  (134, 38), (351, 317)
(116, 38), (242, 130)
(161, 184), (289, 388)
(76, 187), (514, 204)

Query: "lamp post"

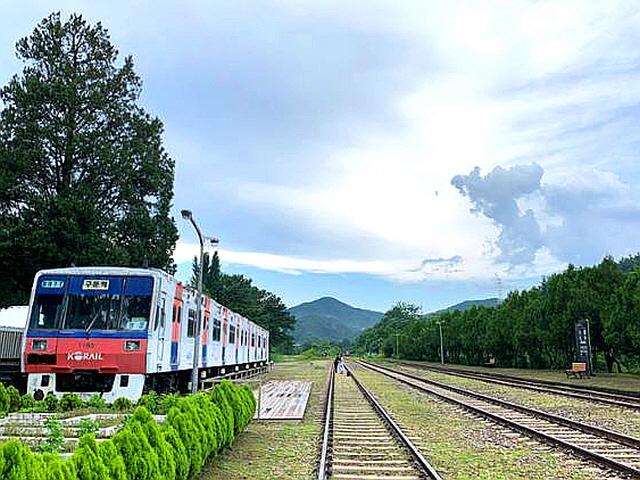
(181, 209), (219, 394)
(436, 320), (444, 365)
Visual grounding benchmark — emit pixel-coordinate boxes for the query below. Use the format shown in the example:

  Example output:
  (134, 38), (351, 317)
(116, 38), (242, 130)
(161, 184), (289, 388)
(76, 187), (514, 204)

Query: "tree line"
(0, 12), (295, 350)
(356, 255), (640, 373)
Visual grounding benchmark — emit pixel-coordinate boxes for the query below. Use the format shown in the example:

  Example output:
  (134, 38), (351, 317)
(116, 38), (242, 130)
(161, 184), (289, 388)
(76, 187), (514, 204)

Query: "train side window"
(251, 333), (255, 347)
(159, 298), (166, 329)
(120, 375), (129, 387)
(187, 309), (196, 337)
(229, 325), (236, 344)
(212, 319), (221, 341)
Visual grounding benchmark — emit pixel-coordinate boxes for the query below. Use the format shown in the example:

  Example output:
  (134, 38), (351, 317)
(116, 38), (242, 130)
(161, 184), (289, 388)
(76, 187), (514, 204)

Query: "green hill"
(430, 297), (499, 315)
(288, 297), (383, 344)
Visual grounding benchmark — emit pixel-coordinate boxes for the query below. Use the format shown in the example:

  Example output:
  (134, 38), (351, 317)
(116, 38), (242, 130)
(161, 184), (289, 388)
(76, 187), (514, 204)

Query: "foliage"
(356, 255), (640, 373)
(39, 417), (65, 454)
(0, 383), (10, 414)
(78, 419), (100, 437)
(112, 397), (132, 412)
(85, 395), (107, 411)
(19, 394), (35, 410)
(44, 393), (59, 413)
(0, 379), (256, 479)
(6, 386), (20, 413)
(192, 251), (295, 353)
(60, 393), (83, 412)
(0, 12), (178, 307)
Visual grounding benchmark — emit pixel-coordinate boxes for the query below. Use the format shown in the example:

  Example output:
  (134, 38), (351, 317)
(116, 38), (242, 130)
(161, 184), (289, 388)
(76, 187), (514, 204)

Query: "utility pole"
(437, 320), (444, 365)
(181, 209), (219, 394)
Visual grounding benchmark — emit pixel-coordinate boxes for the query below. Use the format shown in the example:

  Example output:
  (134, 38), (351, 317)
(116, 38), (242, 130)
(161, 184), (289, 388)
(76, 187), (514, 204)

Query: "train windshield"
(29, 294), (64, 330)
(30, 275), (154, 332)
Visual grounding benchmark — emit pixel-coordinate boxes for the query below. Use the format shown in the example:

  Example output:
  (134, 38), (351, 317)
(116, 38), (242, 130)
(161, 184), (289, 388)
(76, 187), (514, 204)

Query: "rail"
(360, 361), (640, 478)
(316, 362), (334, 480)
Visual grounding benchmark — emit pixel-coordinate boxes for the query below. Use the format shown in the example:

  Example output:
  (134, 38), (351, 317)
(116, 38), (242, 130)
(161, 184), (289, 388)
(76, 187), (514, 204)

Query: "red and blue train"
(22, 267), (269, 402)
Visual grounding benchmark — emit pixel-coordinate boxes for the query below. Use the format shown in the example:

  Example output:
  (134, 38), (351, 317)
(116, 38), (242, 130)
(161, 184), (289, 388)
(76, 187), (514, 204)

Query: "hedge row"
(0, 380), (256, 480)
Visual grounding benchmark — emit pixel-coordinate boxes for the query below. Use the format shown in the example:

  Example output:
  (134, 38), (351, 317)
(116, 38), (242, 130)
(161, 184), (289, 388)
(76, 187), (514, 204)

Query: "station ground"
(200, 357), (640, 479)
(201, 358), (329, 480)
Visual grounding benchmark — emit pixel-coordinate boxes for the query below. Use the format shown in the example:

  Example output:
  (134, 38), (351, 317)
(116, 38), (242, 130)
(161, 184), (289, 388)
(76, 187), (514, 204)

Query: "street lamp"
(180, 209), (218, 394)
(436, 320), (444, 365)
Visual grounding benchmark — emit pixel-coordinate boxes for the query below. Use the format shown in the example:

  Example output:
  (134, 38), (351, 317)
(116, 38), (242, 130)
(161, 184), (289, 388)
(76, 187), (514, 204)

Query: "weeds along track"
(317, 363), (442, 480)
(361, 361), (640, 479)
(399, 361), (640, 410)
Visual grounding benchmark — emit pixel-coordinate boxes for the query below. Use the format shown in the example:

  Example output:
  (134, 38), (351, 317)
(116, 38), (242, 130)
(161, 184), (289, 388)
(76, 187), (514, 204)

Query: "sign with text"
(574, 319), (592, 375)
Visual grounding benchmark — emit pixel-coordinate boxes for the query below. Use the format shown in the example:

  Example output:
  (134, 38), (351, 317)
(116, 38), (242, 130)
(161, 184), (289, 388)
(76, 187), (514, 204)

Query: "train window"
(120, 375), (129, 387)
(66, 293), (122, 331)
(30, 294), (64, 330)
(212, 319), (221, 341)
(122, 296), (151, 331)
(229, 325), (236, 344)
(156, 298), (166, 330)
(187, 309), (196, 337)
(251, 333), (255, 347)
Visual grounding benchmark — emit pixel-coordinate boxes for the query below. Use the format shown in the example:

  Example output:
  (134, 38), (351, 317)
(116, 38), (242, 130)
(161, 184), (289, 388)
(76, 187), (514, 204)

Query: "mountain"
(430, 297), (499, 315)
(288, 297), (383, 344)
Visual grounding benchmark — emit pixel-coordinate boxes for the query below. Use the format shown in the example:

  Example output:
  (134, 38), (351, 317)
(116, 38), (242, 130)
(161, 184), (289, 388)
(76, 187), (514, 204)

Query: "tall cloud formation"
(451, 165), (544, 265)
(452, 164), (640, 268)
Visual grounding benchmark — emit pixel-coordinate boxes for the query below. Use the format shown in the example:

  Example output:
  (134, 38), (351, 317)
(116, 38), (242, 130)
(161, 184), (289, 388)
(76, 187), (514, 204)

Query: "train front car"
(23, 267), (157, 402)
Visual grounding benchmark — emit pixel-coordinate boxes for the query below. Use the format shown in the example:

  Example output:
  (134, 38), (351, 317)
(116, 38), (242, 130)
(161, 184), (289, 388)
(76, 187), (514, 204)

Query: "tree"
(0, 12), (177, 306)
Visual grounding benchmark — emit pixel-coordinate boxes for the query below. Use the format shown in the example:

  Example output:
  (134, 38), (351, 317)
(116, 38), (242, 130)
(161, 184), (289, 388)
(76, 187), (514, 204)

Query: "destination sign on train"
(82, 279), (110, 290)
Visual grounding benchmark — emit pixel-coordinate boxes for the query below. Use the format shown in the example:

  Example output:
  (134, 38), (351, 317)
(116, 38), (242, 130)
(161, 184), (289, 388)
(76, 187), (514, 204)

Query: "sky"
(2, 1), (640, 312)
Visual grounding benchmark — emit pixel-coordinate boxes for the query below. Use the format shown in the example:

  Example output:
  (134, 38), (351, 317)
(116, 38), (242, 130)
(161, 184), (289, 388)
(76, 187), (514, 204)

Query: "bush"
(39, 417), (65, 454)
(0, 382), (10, 414)
(97, 439), (127, 480)
(7, 385), (21, 412)
(78, 418), (99, 437)
(19, 393), (35, 410)
(132, 407), (176, 479)
(112, 421), (161, 480)
(163, 426), (189, 480)
(136, 391), (159, 413)
(85, 395), (107, 410)
(112, 397), (132, 412)
(60, 393), (83, 412)
(40, 451), (76, 480)
(0, 439), (46, 480)
(44, 393), (59, 412)
(157, 393), (180, 414)
(72, 434), (110, 480)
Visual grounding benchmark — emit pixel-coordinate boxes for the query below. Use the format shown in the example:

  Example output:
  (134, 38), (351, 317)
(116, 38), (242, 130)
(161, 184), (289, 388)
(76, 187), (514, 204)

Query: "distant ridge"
(430, 297), (499, 315)
(288, 297), (383, 343)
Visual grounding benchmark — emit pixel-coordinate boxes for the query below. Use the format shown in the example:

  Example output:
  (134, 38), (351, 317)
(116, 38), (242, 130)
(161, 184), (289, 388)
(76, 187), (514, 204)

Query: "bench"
(565, 362), (588, 379)
(484, 358), (497, 368)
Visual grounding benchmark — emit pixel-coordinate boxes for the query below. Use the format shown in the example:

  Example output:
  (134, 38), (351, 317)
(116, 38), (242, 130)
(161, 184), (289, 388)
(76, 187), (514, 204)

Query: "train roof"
(0, 306), (28, 330)
(37, 266), (170, 277)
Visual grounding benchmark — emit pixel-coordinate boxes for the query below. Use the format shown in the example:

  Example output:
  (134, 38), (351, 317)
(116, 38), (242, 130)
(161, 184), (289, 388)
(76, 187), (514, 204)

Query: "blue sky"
(3, 1), (640, 312)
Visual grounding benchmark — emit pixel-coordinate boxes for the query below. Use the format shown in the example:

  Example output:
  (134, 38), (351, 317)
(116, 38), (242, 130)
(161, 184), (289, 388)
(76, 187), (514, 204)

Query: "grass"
(353, 365), (600, 480)
(394, 363), (640, 438)
(200, 359), (329, 480)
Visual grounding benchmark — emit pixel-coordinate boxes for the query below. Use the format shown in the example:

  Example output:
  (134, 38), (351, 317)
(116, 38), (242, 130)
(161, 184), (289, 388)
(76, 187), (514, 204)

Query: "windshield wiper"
(85, 311), (102, 334)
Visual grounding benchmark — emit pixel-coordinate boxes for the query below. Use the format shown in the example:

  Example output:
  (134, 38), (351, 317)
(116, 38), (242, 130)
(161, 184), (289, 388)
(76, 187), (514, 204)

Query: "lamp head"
(180, 209), (192, 220)
(206, 236), (220, 246)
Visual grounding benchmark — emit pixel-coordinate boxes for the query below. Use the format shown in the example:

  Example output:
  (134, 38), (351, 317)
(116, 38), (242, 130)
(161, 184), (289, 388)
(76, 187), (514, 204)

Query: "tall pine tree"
(0, 13), (178, 306)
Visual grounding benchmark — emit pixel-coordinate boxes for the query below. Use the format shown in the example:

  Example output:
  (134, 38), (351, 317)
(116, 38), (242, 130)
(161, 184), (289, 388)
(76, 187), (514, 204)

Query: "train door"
(156, 292), (167, 368)
(170, 283), (183, 370)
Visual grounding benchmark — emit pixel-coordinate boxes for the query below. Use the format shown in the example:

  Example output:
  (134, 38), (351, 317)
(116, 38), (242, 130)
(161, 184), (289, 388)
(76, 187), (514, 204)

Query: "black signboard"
(574, 319), (592, 375)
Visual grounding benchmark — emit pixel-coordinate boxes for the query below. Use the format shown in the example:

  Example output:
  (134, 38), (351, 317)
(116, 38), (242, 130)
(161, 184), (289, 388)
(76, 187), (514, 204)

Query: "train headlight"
(124, 340), (141, 351)
(32, 339), (47, 350)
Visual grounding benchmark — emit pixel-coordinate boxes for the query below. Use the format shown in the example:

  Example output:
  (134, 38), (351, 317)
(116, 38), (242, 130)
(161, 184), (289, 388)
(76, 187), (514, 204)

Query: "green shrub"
(60, 393), (83, 412)
(97, 439), (127, 480)
(78, 418), (100, 437)
(157, 393), (180, 414)
(112, 421), (161, 480)
(39, 417), (65, 454)
(136, 391), (159, 413)
(163, 426), (189, 480)
(132, 407), (176, 479)
(40, 451), (76, 480)
(210, 384), (234, 447)
(6, 386), (21, 412)
(72, 434), (110, 480)
(44, 393), (59, 412)
(0, 383), (10, 414)
(112, 397), (132, 412)
(85, 395), (107, 410)
(19, 393), (35, 410)
(0, 439), (46, 480)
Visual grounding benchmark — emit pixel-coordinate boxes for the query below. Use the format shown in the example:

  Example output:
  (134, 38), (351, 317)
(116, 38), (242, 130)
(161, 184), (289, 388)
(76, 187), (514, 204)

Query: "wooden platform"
(255, 380), (312, 420)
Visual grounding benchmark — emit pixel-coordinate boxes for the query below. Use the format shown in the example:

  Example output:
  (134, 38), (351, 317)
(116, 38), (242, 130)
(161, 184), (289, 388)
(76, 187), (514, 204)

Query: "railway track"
(399, 361), (640, 410)
(360, 361), (640, 478)
(317, 363), (442, 480)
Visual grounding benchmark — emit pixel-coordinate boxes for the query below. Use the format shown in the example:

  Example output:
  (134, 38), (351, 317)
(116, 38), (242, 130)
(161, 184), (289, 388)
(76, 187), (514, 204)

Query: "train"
(20, 266), (269, 402)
